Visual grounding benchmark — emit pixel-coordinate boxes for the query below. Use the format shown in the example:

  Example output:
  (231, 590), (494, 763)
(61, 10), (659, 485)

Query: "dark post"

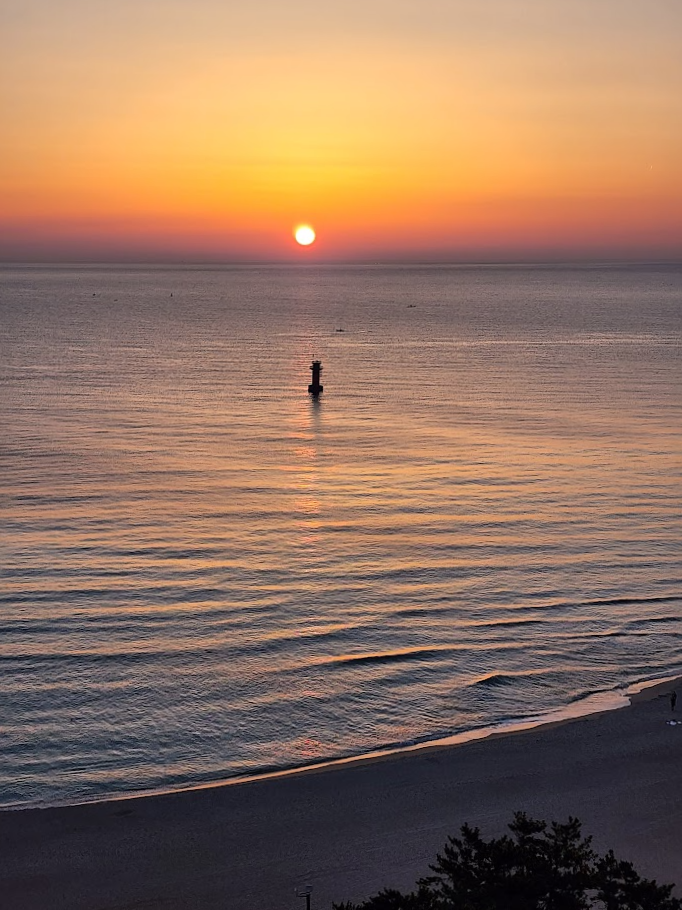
(308, 360), (323, 396)
(297, 885), (313, 910)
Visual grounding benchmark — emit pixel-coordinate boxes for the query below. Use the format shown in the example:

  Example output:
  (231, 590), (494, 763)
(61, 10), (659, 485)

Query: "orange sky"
(2, 0), (681, 261)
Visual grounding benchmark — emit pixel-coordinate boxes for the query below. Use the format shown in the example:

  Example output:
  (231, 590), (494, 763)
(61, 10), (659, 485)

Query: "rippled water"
(1, 263), (681, 808)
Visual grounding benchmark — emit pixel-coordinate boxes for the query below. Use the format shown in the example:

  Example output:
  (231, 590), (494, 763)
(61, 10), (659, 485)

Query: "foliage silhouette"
(333, 812), (680, 910)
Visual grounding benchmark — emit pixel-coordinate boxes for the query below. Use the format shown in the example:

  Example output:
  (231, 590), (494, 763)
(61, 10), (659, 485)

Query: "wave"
(329, 647), (445, 668)
(585, 594), (682, 608)
(539, 593), (681, 613)
(469, 673), (516, 689)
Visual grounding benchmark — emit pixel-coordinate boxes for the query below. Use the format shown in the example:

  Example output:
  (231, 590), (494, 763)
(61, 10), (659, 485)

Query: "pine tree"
(333, 813), (681, 910)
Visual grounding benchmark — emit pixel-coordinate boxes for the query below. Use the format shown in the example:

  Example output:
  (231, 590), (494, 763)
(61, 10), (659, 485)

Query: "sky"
(1, 0), (681, 262)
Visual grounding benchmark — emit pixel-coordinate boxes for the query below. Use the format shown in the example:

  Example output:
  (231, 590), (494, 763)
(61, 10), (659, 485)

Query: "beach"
(2, 679), (681, 910)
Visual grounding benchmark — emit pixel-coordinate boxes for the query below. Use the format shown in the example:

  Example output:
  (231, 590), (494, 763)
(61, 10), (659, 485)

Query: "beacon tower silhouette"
(308, 360), (323, 396)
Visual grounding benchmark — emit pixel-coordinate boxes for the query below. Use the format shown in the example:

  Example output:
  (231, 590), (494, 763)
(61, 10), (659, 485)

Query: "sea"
(1, 262), (681, 810)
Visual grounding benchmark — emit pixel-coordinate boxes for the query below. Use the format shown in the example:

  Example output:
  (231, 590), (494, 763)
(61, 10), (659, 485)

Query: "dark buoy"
(308, 360), (323, 396)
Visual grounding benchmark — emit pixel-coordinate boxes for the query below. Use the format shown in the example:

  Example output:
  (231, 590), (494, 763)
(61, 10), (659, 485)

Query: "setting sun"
(295, 225), (316, 246)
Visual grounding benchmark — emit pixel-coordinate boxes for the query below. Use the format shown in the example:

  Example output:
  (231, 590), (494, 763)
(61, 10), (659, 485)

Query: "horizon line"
(2, 256), (682, 269)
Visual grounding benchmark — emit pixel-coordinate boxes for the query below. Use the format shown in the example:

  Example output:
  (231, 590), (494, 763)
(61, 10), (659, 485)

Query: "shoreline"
(3, 671), (679, 815)
(1, 674), (681, 909)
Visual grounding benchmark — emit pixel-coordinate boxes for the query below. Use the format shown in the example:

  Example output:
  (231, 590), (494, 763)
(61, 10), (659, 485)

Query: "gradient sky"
(2, 0), (681, 261)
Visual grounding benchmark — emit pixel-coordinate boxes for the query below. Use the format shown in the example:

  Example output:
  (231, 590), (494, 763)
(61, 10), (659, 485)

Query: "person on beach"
(671, 690), (677, 712)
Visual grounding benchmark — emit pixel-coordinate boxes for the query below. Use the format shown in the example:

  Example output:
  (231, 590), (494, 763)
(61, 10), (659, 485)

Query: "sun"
(295, 225), (316, 246)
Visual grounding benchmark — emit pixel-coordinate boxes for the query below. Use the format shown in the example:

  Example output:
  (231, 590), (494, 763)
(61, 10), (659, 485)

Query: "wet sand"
(1, 679), (681, 910)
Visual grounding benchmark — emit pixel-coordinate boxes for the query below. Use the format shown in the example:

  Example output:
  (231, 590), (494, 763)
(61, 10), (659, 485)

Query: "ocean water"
(1, 262), (681, 809)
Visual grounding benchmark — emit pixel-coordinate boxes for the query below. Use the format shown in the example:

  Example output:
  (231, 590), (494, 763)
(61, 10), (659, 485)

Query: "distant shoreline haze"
(1, 225), (681, 265)
(2, 255), (682, 268)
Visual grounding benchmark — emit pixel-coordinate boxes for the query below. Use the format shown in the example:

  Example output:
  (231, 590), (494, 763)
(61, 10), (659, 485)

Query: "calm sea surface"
(1, 263), (681, 809)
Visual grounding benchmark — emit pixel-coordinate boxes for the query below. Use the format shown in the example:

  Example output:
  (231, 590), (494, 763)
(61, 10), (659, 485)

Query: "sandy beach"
(2, 680), (681, 910)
